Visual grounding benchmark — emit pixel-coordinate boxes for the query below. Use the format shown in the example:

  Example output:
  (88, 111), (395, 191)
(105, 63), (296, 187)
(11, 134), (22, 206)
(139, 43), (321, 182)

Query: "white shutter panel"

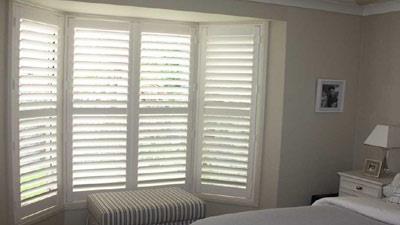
(137, 31), (191, 187)
(196, 25), (262, 199)
(70, 24), (130, 194)
(15, 16), (62, 220)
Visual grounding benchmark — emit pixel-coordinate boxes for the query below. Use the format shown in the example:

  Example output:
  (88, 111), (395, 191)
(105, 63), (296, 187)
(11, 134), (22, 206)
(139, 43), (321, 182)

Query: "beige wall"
(1, 0), (363, 224)
(353, 12), (400, 171)
(260, 20), (286, 209)
(0, 0), (9, 225)
(278, 8), (360, 207)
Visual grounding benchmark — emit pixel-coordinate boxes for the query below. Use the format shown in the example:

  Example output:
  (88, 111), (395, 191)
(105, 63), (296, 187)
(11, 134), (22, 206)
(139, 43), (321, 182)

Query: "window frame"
(9, 3), (65, 224)
(9, 3), (270, 222)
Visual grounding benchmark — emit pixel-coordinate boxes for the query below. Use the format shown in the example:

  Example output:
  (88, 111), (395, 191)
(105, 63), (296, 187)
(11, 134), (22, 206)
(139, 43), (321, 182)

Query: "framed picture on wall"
(315, 79), (346, 113)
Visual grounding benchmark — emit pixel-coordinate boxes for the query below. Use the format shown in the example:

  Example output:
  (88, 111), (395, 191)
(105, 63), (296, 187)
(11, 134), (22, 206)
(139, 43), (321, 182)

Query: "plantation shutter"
(137, 25), (192, 188)
(69, 20), (130, 197)
(12, 8), (63, 221)
(195, 24), (263, 200)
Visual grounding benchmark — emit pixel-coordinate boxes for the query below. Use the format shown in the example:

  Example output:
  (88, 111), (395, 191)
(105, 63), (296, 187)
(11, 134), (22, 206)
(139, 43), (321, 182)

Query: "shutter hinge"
(192, 83), (198, 94)
(64, 140), (68, 152)
(255, 34), (261, 45)
(254, 83), (258, 96)
(12, 79), (16, 91)
(64, 76), (69, 95)
(193, 35), (198, 45)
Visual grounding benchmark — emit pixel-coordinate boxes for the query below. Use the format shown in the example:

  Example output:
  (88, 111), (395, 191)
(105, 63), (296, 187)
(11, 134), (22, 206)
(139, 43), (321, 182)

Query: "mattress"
(191, 197), (400, 225)
(191, 205), (385, 225)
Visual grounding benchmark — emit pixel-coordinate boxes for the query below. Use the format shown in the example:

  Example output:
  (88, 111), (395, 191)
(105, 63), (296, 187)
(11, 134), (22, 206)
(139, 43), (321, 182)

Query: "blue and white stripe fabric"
(88, 187), (205, 225)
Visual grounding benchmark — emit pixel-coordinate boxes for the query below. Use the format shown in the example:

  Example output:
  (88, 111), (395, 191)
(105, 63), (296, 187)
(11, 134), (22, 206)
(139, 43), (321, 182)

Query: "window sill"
(19, 206), (63, 225)
(195, 193), (259, 208)
(64, 201), (87, 210)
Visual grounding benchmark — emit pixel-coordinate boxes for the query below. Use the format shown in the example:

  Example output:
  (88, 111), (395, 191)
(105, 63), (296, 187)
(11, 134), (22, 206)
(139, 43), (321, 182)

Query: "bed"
(191, 197), (400, 225)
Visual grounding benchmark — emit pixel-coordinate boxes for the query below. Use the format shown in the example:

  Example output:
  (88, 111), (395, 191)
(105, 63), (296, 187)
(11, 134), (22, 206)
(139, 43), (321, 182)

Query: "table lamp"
(364, 124), (400, 174)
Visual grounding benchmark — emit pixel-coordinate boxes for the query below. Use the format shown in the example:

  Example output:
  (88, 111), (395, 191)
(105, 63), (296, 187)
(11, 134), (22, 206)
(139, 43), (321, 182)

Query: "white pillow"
(392, 173), (400, 187)
(384, 184), (396, 197)
(384, 173), (400, 197)
(387, 187), (400, 205)
(386, 173), (400, 205)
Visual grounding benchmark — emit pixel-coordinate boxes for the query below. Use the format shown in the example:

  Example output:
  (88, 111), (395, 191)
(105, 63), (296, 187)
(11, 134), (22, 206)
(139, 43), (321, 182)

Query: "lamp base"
(380, 150), (390, 177)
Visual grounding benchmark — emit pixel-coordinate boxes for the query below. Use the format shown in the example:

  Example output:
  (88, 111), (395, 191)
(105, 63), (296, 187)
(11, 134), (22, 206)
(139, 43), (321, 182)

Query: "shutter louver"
(198, 27), (259, 192)
(72, 115), (127, 192)
(19, 116), (58, 206)
(19, 19), (58, 111)
(73, 28), (129, 109)
(71, 27), (129, 192)
(17, 19), (60, 209)
(137, 32), (191, 187)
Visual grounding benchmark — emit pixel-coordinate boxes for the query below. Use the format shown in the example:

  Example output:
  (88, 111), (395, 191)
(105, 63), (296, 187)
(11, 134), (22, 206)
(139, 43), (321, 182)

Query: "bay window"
(9, 3), (268, 224)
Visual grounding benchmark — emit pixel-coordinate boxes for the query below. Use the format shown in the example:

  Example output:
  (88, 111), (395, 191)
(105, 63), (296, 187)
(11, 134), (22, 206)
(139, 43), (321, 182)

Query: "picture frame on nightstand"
(363, 159), (383, 178)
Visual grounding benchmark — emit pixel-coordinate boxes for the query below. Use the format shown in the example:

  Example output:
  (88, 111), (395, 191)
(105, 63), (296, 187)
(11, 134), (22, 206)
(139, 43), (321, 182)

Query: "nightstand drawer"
(340, 177), (381, 198)
(339, 189), (362, 197)
(338, 171), (394, 199)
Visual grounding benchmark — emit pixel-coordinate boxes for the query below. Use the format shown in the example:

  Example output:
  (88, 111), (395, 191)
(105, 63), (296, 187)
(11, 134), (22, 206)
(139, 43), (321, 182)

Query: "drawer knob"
(356, 186), (363, 191)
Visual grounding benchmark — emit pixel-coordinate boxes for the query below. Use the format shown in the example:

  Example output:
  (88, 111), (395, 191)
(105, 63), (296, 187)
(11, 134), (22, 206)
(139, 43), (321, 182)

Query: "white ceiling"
(248, 0), (400, 15)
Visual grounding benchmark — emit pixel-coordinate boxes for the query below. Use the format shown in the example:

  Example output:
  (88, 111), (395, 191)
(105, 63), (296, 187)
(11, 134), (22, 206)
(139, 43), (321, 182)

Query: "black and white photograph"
(315, 79), (346, 112)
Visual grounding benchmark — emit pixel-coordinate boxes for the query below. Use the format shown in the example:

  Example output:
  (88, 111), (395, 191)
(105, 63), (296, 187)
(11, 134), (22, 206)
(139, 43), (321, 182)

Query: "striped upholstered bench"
(87, 187), (205, 225)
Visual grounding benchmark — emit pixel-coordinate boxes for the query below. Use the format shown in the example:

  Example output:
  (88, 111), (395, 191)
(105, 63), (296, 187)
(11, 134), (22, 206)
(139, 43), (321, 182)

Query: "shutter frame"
(194, 23), (267, 206)
(10, 4), (64, 223)
(137, 24), (193, 189)
(66, 19), (131, 202)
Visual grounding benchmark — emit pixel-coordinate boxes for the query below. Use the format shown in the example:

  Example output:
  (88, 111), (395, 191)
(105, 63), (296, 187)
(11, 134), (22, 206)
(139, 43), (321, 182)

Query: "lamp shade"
(364, 125), (400, 149)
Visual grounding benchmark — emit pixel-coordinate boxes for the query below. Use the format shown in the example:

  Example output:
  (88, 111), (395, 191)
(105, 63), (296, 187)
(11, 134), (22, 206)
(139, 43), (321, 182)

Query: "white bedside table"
(338, 170), (394, 199)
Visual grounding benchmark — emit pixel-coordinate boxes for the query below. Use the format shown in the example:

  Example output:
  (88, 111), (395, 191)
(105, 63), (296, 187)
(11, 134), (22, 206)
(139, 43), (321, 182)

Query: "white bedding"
(314, 197), (400, 225)
(192, 197), (400, 225)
